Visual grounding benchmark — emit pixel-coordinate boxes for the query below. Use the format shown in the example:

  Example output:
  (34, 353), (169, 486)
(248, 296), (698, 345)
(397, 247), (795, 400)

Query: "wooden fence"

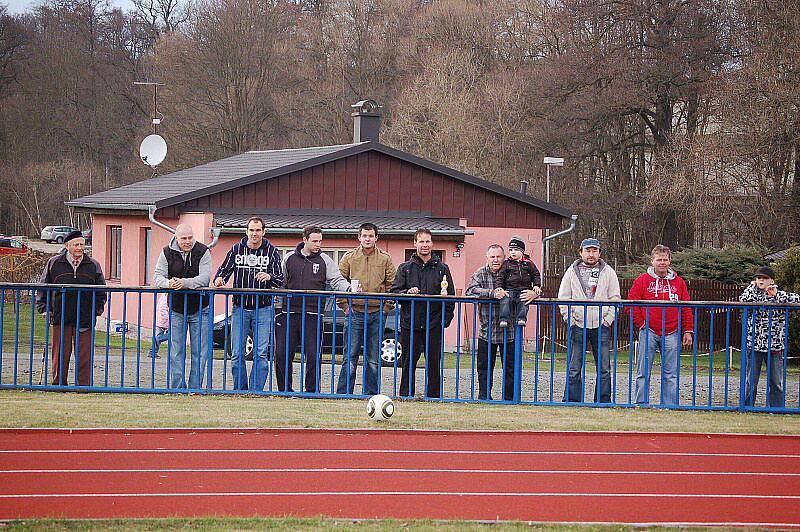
(538, 276), (746, 353)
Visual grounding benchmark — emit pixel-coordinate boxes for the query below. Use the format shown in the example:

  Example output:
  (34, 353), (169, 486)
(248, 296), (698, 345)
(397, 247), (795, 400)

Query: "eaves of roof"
(67, 141), (574, 219)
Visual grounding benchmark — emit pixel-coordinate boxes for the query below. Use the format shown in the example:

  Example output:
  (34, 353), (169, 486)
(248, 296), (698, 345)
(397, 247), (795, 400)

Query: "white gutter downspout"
(148, 205), (221, 249)
(542, 214), (578, 271)
(148, 205), (175, 234)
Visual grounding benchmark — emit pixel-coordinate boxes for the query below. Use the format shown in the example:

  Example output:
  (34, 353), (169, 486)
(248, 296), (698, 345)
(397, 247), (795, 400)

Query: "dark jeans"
(565, 325), (611, 403)
(400, 324), (443, 398)
(745, 349), (785, 408)
(477, 338), (515, 401)
(274, 312), (321, 393)
(499, 290), (528, 324)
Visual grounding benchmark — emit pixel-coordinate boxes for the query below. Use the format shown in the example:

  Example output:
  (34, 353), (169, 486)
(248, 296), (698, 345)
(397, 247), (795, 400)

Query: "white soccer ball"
(367, 394), (394, 421)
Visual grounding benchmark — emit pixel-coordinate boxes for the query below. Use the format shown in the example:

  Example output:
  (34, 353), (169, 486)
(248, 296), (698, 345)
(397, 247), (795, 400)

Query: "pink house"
(68, 103), (574, 348)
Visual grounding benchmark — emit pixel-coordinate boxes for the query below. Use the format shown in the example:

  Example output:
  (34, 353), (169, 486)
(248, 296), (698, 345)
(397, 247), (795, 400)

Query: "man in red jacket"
(628, 245), (693, 405)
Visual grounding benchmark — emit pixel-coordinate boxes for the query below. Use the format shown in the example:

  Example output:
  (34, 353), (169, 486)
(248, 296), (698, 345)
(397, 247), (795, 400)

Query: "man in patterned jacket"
(739, 265), (800, 408)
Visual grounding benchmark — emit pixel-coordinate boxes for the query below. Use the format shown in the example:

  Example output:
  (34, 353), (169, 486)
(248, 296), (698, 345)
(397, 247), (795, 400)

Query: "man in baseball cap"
(558, 237), (620, 403)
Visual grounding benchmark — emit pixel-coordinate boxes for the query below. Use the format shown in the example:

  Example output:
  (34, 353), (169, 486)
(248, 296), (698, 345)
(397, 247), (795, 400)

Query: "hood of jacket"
(571, 258), (608, 274)
(646, 266), (676, 280)
(294, 241), (321, 260)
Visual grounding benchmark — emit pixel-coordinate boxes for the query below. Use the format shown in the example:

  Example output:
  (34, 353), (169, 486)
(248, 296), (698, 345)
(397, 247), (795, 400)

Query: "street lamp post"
(543, 156), (564, 274)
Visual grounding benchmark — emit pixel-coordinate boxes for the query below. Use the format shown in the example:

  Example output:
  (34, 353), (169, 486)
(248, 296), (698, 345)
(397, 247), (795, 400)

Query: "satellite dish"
(139, 134), (167, 167)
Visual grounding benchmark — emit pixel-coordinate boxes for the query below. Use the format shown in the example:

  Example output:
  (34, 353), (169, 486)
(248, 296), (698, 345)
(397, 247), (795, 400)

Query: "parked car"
(0, 237), (28, 256)
(212, 312), (254, 360)
(82, 228), (92, 245)
(40, 226), (79, 244)
(212, 297), (403, 367)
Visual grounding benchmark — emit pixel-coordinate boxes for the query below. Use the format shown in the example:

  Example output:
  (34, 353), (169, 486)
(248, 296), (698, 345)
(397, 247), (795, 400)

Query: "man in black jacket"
(275, 226), (351, 393)
(391, 229), (455, 398)
(36, 230), (107, 386)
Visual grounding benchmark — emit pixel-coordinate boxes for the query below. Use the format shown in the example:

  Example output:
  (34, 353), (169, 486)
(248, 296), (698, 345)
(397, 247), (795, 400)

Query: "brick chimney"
(351, 100), (382, 143)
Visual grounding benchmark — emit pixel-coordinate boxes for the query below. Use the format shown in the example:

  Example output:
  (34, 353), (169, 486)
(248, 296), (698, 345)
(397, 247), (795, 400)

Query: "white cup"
(351, 279), (360, 292)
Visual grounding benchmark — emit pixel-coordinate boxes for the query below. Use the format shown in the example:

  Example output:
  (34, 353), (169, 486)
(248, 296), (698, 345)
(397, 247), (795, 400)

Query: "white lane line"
(0, 491), (799, 500)
(1, 449), (798, 458)
(1, 468), (798, 477)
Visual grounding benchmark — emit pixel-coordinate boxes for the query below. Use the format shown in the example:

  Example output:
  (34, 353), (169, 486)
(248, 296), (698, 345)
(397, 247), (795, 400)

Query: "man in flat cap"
(36, 229), (107, 386)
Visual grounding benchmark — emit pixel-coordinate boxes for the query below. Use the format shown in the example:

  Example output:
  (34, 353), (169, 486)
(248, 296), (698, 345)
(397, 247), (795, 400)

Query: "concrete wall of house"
(93, 213), (546, 352)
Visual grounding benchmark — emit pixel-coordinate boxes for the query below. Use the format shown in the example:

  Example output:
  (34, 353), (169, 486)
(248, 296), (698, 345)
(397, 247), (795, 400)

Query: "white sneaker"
(517, 319), (527, 326)
(499, 320), (508, 328)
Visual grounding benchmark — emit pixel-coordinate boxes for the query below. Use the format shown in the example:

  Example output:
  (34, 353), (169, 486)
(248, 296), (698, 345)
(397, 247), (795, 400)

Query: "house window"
(108, 226), (122, 281)
(140, 227), (152, 285)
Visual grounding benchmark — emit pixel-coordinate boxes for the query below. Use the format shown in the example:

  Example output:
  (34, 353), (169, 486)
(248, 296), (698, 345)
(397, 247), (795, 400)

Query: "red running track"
(0, 428), (799, 526)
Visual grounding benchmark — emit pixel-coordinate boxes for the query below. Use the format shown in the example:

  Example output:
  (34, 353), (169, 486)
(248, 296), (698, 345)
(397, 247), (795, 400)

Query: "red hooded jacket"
(627, 268), (693, 335)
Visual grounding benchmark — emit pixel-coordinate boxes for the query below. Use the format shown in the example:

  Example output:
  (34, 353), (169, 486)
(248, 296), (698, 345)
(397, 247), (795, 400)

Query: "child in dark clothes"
(497, 236), (542, 327)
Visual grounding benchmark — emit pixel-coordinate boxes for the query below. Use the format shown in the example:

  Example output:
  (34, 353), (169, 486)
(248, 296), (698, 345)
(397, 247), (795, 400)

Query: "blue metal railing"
(1, 282), (798, 413)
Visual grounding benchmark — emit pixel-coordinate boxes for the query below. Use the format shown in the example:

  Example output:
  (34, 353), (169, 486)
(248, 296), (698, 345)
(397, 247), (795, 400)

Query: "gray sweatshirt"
(153, 237), (212, 289)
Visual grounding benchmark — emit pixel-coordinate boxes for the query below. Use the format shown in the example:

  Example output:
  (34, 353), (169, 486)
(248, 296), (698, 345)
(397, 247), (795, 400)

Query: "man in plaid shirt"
(466, 244), (516, 400)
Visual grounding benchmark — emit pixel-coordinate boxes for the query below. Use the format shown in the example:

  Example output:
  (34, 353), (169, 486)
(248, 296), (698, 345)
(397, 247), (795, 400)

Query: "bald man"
(153, 224), (212, 389)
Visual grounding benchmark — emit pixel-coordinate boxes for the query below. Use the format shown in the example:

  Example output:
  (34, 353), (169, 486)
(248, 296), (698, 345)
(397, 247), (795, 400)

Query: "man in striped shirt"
(213, 217), (284, 391)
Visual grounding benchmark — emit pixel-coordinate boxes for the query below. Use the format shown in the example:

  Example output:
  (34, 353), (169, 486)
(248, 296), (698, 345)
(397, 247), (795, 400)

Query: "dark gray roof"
(67, 141), (574, 218)
(765, 247), (796, 262)
(215, 209), (469, 236)
(67, 144), (359, 209)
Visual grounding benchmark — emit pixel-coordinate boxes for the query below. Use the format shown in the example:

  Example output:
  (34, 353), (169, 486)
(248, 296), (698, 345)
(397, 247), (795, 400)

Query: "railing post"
(513, 322), (523, 403)
(739, 307), (749, 412)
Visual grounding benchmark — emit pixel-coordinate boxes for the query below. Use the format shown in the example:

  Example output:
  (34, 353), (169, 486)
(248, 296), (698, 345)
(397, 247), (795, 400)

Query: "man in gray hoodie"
(153, 223), (212, 389)
(558, 238), (621, 403)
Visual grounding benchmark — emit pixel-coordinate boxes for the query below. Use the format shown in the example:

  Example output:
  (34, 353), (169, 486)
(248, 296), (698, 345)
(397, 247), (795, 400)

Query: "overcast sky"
(4, 0), (136, 14)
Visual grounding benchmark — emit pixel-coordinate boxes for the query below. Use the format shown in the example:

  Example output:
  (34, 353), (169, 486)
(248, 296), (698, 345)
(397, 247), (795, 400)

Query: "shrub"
(775, 247), (800, 358)
(618, 246), (764, 284)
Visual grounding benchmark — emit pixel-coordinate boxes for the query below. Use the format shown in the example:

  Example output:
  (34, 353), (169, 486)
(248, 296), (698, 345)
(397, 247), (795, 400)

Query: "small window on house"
(140, 227), (152, 285)
(108, 226), (122, 280)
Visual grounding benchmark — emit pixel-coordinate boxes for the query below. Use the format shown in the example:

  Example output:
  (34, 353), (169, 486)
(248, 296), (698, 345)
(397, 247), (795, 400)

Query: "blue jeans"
(635, 329), (680, 405)
(745, 350), (785, 408)
(337, 311), (383, 395)
(168, 308), (211, 389)
(150, 327), (168, 357)
(231, 305), (273, 391)
(565, 325), (611, 403)
(499, 290), (528, 324)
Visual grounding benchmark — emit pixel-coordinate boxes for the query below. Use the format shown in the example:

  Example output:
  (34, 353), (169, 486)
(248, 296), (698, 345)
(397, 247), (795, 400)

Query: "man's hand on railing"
(168, 278), (184, 290)
(492, 287), (507, 299)
(520, 287), (541, 304)
(407, 287), (420, 295)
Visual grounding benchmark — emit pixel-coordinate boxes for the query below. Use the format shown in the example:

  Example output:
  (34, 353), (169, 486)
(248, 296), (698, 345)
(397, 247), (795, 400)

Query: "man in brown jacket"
(336, 223), (396, 395)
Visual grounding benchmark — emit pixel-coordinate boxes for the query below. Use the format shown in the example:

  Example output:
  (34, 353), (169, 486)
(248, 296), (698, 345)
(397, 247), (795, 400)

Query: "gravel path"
(4, 344), (796, 409)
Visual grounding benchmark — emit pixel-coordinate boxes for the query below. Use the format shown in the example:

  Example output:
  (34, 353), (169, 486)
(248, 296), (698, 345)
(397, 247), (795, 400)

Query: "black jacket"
(36, 250), (107, 328)
(498, 256), (541, 291)
(391, 254), (455, 328)
(282, 242), (351, 314)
